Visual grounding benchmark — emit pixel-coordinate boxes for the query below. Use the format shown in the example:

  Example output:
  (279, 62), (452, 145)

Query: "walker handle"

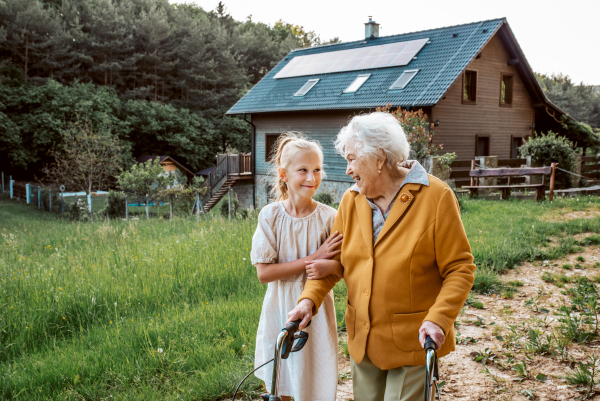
(424, 335), (437, 351)
(281, 320), (311, 360)
(291, 331), (309, 353)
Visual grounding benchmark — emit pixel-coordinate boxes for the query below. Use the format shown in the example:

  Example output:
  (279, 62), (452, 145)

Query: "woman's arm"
(255, 231), (342, 284)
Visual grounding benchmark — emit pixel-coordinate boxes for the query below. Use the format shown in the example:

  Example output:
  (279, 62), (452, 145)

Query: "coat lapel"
(355, 195), (374, 256)
(374, 183), (423, 248)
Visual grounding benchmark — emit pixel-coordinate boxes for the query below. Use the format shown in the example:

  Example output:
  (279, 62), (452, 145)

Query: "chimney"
(365, 16), (379, 39)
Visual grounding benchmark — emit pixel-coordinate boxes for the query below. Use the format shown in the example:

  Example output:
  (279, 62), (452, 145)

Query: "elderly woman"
(287, 112), (476, 401)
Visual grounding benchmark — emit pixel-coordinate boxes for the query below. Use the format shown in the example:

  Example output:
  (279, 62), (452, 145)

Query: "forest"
(0, 0), (338, 177)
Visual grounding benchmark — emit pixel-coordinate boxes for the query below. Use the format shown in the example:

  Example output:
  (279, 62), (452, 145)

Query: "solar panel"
(294, 79), (319, 96)
(343, 74), (370, 94)
(389, 70), (419, 90)
(274, 38), (429, 79)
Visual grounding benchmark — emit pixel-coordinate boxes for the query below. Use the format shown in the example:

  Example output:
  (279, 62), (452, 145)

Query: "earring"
(378, 169), (381, 173)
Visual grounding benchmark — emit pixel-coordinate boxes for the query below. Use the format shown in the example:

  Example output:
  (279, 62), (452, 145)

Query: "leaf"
(535, 373), (548, 382)
(496, 335), (505, 341)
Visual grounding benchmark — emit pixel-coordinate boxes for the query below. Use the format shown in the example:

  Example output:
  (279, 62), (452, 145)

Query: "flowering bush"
(376, 104), (443, 164)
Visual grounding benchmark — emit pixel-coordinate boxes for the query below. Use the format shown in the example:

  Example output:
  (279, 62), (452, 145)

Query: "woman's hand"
(311, 231), (343, 260)
(286, 299), (314, 330)
(305, 259), (343, 280)
(418, 321), (445, 350)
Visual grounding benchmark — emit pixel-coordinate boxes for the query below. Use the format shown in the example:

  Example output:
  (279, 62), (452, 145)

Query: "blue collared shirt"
(350, 160), (430, 244)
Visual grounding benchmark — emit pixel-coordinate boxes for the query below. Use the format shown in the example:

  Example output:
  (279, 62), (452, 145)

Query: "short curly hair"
(335, 112), (410, 176)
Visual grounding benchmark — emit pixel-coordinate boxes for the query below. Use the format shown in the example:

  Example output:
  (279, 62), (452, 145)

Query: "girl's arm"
(256, 231), (343, 284)
(305, 259), (344, 280)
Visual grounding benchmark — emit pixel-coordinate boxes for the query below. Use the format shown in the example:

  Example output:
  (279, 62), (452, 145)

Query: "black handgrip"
(291, 331), (309, 353)
(281, 320), (311, 360)
(424, 335), (437, 351)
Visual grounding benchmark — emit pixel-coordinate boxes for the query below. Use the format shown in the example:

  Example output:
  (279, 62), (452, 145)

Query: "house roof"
(227, 18), (507, 114)
(195, 166), (215, 176)
(136, 155), (195, 177)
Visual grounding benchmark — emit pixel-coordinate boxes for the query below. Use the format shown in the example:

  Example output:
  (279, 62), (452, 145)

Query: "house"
(226, 17), (572, 208)
(136, 155), (195, 184)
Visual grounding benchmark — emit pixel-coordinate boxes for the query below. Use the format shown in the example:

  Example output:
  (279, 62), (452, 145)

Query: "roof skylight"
(389, 70), (419, 90)
(294, 79), (319, 97)
(343, 74), (370, 94)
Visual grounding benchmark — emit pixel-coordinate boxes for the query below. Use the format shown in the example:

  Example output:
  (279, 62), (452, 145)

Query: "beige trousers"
(351, 354), (431, 401)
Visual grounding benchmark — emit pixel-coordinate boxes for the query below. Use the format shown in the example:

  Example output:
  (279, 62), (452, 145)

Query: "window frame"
(499, 72), (514, 107)
(265, 133), (282, 162)
(475, 134), (490, 157)
(294, 78), (319, 97)
(343, 74), (371, 94)
(462, 70), (478, 104)
(389, 69), (419, 90)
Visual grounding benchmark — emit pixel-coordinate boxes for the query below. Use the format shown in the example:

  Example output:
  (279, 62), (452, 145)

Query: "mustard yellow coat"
(300, 176), (476, 370)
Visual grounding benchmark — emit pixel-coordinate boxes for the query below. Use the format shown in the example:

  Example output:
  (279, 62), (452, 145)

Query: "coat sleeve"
(424, 189), (476, 334)
(298, 198), (345, 315)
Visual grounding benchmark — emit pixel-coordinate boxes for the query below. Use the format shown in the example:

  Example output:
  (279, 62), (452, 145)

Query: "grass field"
(2, 194), (600, 400)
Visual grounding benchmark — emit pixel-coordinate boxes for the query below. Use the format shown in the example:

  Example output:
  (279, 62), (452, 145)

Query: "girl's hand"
(305, 259), (343, 280)
(311, 231), (343, 260)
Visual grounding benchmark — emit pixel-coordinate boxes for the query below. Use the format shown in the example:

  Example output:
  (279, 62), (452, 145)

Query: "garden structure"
(227, 17), (578, 208)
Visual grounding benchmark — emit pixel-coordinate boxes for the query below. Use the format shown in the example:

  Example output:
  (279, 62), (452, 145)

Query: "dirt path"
(336, 242), (600, 401)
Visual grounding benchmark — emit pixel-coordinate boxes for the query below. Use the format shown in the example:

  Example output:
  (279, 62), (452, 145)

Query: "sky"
(172, 0), (600, 85)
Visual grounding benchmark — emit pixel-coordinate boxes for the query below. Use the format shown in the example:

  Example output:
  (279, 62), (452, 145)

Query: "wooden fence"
(450, 158), (528, 188)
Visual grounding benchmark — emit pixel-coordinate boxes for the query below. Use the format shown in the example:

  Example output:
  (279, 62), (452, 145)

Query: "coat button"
(364, 290), (370, 296)
(364, 322), (369, 329)
(400, 194), (409, 202)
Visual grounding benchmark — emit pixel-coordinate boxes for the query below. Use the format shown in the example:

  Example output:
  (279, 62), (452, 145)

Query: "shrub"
(69, 197), (90, 221)
(101, 191), (127, 219)
(518, 131), (577, 188)
(314, 192), (335, 206)
(220, 197), (240, 217)
(472, 267), (502, 294)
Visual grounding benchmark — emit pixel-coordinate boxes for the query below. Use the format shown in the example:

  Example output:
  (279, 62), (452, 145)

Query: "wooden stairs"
(201, 153), (252, 213)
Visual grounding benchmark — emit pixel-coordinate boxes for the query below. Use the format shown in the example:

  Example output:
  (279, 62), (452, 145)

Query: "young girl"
(251, 133), (343, 401)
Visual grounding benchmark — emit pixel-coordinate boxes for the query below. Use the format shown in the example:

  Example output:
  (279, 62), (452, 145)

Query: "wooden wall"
(431, 33), (535, 159)
(252, 110), (360, 182)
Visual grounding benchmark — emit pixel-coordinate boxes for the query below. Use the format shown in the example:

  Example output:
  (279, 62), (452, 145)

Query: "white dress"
(251, 201), (338, 401)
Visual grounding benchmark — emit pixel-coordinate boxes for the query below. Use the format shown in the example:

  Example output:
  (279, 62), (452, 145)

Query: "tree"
(42, 118), (125, 194)
(117, 157), (173, 203)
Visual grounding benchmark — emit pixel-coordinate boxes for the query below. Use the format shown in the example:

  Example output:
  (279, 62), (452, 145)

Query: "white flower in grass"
(157, 348), (163, 353)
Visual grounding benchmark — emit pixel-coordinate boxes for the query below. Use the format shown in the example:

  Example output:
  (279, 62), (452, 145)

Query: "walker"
(231, 320), (310, 401)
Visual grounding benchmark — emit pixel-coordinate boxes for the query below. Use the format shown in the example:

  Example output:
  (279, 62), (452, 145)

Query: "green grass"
(3, 195), (600, 399)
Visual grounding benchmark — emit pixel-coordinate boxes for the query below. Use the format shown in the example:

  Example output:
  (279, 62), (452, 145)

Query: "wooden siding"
(431, 34), (535, 159)
(252, 110), (361, 182)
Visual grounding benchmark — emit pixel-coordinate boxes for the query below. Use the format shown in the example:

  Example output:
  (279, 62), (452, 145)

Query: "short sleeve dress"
(251, 201), (338, 401)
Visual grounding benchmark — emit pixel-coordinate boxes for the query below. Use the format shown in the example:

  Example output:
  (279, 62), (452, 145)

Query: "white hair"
(335, 112), (410, 174)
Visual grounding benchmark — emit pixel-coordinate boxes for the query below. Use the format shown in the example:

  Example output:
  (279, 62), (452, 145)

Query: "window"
(463, 70), (477, 102)
(343, 74), (371, 94)
(294, 79), (319, 97)
(265, 134), (281, 161)
(511, 136), (523, 158)
(500, 73), (514, 106)
(389, 70), (419, 90)
(476, 135), (489, 156)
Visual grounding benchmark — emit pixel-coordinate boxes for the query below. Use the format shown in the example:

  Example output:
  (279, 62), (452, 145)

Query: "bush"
(101, 191), (127, 219)
(220, 197), (240, 217)
(519, 131), (577, 188)
(69, 197), (90, 221)
(314, 192), (335, 206)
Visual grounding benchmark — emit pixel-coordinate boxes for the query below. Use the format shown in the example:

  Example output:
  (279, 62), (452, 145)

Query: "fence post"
(125, 195), (129, 220)
(196, 189), (200, 222)
(10, 177), (13, 198)
(61, 192), (64, 217)
(38, 187), (41, 209)
(145, 194), (149, 219)
(170, 200), (173, 221)
(1, 172), (3, 193)
(572, 154), (582, 188)
(49, 189), (52, 213)
(88, 193), (93, 222)
(228, 186), (232, 221)
(26, 183), (31, 204)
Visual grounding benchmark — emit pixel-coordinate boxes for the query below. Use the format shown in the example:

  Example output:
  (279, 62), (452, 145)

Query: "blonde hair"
(268, 132), (325, 202)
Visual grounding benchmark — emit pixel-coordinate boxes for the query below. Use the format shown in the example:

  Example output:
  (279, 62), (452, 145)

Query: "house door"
(476, 135), (490, 156)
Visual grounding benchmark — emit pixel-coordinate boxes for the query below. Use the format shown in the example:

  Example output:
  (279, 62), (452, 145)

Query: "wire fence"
(0, 171), (240, 222)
